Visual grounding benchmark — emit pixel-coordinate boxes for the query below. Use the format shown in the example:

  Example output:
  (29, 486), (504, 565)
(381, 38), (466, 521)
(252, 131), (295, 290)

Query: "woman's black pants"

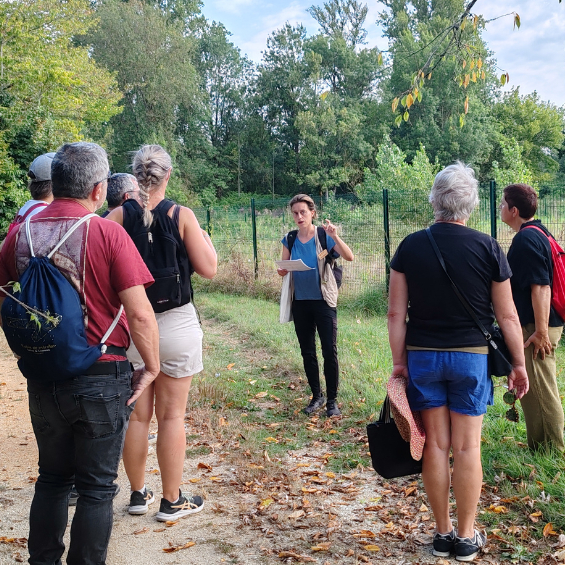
(292, 299), (339, 401)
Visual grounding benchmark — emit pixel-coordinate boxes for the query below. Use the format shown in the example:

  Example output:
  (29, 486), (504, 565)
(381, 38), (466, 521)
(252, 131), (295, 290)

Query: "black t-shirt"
(507, 220), (563, 327)
(391, 223), (511, 348)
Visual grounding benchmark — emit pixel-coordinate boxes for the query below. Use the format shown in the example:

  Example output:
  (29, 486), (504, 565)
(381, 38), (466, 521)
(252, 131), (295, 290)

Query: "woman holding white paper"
(277, 194), (354, 417)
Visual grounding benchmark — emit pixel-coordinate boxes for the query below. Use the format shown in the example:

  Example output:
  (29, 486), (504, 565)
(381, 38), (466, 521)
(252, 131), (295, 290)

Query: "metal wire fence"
(192, 182), (565, 298)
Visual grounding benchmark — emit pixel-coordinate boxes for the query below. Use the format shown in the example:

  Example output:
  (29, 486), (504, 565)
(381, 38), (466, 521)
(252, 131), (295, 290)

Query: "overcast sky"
(200, 0), (565, 107)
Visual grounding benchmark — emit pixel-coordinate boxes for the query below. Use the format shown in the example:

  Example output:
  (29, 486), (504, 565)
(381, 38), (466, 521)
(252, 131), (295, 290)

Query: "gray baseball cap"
(28, 152), (56, 182)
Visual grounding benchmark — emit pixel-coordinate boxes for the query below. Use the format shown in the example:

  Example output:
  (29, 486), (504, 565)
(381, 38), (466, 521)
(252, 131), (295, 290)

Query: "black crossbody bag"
(425, 228), (513, 377)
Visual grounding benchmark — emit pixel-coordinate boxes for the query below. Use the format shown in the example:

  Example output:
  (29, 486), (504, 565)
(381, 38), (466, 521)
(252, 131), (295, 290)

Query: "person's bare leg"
(154, 373), (193, 502)
(123, 381), (155, 491)
(421, 406), (453, 534)
(450, 411), (484, 538)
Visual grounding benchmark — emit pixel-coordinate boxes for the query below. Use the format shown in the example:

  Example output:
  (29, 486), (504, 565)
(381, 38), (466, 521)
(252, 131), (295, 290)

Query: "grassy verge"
(191, 291), (565, 550)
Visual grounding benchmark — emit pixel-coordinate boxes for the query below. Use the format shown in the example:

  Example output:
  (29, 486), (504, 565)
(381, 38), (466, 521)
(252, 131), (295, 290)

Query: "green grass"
(192, 290), (565, 544)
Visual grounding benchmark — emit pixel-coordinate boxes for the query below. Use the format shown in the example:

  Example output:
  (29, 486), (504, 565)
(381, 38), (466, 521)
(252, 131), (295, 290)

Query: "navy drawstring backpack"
(1, 214), (123, 381)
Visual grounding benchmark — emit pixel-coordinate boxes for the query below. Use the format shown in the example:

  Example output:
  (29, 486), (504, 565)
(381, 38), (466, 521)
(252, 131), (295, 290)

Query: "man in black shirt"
(501, 183), (564, 451)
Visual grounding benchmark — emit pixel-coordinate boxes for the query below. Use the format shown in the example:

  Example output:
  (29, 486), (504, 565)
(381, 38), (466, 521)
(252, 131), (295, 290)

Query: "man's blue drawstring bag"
(1, 214), (123, 381)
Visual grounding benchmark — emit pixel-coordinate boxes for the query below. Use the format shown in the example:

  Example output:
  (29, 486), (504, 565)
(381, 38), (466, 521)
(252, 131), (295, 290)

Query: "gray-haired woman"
(387, 162), (528, 561)
(107, 144), (217, 521)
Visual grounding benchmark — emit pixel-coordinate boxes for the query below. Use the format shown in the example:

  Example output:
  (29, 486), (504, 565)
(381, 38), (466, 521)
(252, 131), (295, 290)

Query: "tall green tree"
(491, 89), (564, 182)
(379, 0), (497, 170)
(88, 0), (203, 177)
(0, 0), (122, 229)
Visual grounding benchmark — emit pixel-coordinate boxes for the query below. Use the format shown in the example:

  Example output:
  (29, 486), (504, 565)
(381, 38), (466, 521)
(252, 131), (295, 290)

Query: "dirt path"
(0, 323), (509, 565)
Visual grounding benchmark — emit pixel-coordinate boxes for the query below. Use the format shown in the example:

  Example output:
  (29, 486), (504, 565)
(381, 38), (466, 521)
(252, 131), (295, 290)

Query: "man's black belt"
(83, 346), (131, 376)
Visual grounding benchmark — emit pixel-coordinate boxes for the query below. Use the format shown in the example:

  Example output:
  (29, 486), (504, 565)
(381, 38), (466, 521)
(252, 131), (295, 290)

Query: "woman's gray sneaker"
(303, 395), (325, 415)
(155, 490), (204, 521)
(128, 487), (155, 515)
(432, 529), (456, 557)
(455, 530), (486, 562)
(326, 399), (341, 417)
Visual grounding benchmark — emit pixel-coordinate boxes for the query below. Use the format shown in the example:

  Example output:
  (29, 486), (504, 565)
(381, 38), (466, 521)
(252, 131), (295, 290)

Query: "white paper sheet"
(275, 259), (313, 272)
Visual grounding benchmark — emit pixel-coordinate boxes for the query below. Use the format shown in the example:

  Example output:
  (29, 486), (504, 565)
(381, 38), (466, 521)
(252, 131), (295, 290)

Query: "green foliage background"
(0, 0), (564, 228)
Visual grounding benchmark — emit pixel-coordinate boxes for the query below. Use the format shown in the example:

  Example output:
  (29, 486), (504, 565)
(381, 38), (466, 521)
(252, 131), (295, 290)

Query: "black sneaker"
(326, 399), (341, 417)
(68, 487), (79, 507)
(455, 530), (486, 562)
(433, 529), (455, 557)
(155, 490), (204, 522)
(303, 395), (325, 415)
(128, 487), (155, 515)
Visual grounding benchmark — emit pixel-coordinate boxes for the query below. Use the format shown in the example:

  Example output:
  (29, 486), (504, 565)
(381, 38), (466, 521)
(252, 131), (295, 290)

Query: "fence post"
(251, 198), (258, 280)
(206, 208), (211, 236)
(490, 180), (497, 240)
(383, 188), (391, 292)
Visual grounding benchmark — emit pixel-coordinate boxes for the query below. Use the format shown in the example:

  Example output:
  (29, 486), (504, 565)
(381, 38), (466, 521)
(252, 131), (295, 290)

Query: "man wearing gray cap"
(7, 153), (55, 236)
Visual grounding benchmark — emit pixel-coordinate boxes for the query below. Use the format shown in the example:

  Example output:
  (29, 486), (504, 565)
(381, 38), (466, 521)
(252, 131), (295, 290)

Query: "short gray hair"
(52, 142), (109, 199)
(107, 173), (137, 207)
(429, 161), (479, 222)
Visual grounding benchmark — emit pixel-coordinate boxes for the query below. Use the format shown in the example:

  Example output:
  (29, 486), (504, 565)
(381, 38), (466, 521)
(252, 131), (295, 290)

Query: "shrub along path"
(0, 292), (564, 564)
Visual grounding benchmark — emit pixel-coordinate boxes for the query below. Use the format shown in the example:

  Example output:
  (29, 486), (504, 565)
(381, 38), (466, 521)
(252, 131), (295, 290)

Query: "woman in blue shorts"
(387, 162), (529, 562)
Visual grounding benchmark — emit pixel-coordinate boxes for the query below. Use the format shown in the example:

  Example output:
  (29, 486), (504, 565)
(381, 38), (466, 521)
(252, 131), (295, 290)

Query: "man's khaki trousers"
(520, 323), (564, 451)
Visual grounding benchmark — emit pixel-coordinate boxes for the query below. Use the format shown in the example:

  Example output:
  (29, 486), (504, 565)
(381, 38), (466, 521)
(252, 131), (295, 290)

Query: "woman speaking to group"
(277, 194), (354, 418)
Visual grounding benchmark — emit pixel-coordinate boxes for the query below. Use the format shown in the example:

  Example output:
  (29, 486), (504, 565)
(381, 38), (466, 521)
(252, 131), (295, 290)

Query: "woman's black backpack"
(122, 199), (192, 313)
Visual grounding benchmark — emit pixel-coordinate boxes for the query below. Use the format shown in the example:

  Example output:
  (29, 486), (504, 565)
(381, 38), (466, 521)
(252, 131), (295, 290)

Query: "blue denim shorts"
(407, 350), (493, 416)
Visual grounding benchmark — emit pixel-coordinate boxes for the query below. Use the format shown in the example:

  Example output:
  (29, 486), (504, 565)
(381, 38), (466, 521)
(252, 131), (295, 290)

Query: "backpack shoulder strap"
(153, 199), (175, 215)
(173, 204), (180, 227)
(317, 226), (327, 250)
(287, 230), (298, 254)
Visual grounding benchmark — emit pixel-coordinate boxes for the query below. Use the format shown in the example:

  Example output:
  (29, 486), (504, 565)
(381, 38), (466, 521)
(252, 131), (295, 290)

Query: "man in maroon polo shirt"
(0, 142), (160, 565)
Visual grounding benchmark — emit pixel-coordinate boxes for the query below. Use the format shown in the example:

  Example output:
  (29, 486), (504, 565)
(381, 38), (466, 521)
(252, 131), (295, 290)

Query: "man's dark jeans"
(26, 368), (133, 565)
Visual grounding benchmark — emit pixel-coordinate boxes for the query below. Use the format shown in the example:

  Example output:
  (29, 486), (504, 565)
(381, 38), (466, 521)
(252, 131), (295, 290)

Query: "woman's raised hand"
(322, 218), (338, 238)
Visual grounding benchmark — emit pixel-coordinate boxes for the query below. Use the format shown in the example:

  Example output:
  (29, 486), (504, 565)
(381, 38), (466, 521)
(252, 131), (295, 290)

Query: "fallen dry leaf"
(218, 417), (228, 426)
(353, 530), (376, 538)
(197, 462), (212, 471)
(133, 527), (149, 535)
(153, 528), (166, 533)
(165, 520), (179, 527)
(364, 544), (380, 551)
(278, 551), (315, 562)
(419, 504), (428, 512)
(162, 541), (196, 553)
(311, 542), (331, 551)
(260, 498), (274, 508)
(288, 509), (305, 520)
(544, 522), (558, 537)
(226, 363), (235, 370)
(555, 549), (565, 562)
(0, 538), (27, 548)
(188, 478), (201, 483)
(255, 391), (268, 398)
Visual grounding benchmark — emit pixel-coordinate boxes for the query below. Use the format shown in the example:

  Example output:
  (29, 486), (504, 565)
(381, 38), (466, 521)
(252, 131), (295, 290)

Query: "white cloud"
(232, 2), (311, 61)
(481, 0), (565, 105)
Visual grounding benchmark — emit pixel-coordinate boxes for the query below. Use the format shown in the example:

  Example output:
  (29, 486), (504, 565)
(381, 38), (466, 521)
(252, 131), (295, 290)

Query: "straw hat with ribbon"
(387, 374), (426, 461)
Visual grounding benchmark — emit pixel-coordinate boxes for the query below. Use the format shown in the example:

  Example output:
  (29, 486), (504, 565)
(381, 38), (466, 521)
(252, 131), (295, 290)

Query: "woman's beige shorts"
(127, 302), (203, 378)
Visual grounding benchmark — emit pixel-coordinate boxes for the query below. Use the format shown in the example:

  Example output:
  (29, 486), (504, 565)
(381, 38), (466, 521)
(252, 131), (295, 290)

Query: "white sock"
(132, 485), (146, 494)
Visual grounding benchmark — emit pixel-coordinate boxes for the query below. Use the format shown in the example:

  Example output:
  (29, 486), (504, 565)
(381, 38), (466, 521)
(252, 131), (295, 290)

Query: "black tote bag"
(367, 396), (422, 479)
